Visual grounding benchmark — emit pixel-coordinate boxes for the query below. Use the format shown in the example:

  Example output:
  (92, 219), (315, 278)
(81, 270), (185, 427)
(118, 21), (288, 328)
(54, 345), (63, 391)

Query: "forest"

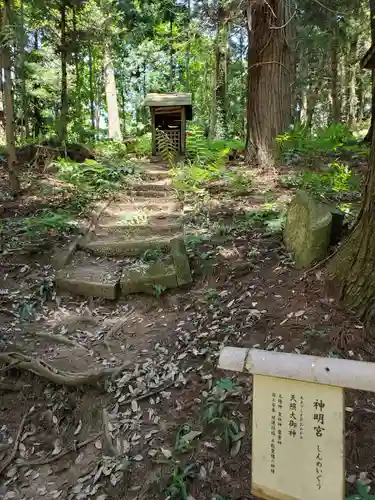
(2, 0), (375, 499)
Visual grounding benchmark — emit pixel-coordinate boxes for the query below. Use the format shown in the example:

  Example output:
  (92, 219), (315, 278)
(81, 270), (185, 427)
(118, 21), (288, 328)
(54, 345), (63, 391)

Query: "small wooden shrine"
(144, 93), (192, 156)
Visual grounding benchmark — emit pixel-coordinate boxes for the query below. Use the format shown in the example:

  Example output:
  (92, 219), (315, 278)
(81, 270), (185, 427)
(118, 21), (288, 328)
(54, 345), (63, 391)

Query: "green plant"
(227, 170), (253, 196)
(164, 463), (197, 500)
(185, 234), (206, 251)
(202, 379), (233, 424)
(172, 126), (230, 193)
(174, 425), (201, 453)
(20, 211), (73, 237)
(156, 129), (177, 168)
(347, 481), (375, 500)
(153, 283), (167, 298)
(277, 124), (356, 163)
(142, 248), (165, 262)
(280, 163), (359, 201)
(57, 157), (134, 194)
(204, 287), (219, 300)
(133, 133), (152, 157)
(202, 379), (241, 450)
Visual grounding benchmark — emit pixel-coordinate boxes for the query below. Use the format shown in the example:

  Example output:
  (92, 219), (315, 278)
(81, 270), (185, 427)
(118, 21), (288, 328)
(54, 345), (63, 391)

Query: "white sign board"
(252, 375), (344, 500)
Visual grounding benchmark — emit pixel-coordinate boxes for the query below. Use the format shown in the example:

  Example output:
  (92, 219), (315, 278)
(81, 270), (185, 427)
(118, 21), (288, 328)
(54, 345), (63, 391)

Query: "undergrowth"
(171, 126), (248, 193)
(280, 162), (360, 202)
(277, 124), (362, 165)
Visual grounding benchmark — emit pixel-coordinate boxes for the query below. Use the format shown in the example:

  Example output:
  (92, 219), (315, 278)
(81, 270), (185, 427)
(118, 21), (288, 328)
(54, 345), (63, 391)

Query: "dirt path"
(0, 161), (374, 500)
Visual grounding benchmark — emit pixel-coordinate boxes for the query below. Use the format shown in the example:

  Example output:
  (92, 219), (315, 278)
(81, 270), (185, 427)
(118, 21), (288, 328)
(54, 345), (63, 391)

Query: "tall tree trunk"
(330, 27), (341, 124)
(121, 84), (126, 137)
(19, 0), (29, 139)
(169, 17), (174, 91)
(327, 134), (375, 323)
(104, 47), (122, 141)
(58, 1), (68, 142)
(305, 79), (325, 129)
(88, 44), (95, 132)
(185, 0), (191, 92)
(2, 0), (20, 195)
(347, 38), (358, 128)
(363, 0), (375, 142)
(72, 6), (82, 126)
(96, 64), (104, 134)
(214, 5), (229, 139)
(245, 0), (294, 165)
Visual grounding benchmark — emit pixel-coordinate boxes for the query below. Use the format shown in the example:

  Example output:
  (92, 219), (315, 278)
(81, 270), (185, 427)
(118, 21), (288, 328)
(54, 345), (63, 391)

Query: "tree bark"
(305, 79), (325, 130)
(1, 0), (20, 195)
(104, 47), (122, 141)
(58, 0), (68, 143)
(363, 0), (375, 142)
(327, 137), (375, 323)
(330, 29), (341, 124)
(347, 38), (358, 128)
(88, 44), (95, 132)
(19, 0), (29, 139)
(214, 4), (229, 139)
(245, 0), (294, 166)
(169, 17), (174, 91)
(72, 6), (82, 126)
(185, 0), (191, 92)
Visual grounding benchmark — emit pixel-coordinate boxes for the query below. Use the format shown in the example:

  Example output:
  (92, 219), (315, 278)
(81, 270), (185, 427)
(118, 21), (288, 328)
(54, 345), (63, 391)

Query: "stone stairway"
(55, 163), (192, 299)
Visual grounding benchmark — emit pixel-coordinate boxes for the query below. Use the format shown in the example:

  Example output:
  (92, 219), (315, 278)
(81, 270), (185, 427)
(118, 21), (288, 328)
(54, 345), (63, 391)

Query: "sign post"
(218, 347), (375, 500)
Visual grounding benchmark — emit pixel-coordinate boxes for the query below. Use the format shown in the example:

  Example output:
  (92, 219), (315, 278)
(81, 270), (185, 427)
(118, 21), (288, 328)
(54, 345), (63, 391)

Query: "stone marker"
(218, 347), (375, 500)
(252, 375), (344, 500)
(283, 190), (342, 269)
(171, 237), (192, 286)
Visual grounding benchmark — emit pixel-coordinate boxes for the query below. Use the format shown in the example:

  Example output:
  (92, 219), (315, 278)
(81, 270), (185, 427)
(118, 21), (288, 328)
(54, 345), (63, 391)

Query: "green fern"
(156, 129), (176, 168)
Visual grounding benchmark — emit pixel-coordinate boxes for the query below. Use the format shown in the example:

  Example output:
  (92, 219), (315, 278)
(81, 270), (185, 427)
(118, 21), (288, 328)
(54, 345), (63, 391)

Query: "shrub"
(280, 162), (360, 200)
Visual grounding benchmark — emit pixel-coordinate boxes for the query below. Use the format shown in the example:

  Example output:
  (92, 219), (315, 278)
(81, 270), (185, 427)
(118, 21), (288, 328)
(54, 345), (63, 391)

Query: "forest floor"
(0, 145), (374, 500)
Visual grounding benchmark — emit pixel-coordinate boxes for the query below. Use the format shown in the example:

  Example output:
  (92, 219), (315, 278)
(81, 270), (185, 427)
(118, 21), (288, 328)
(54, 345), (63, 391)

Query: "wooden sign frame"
(218, 347), (375, 500)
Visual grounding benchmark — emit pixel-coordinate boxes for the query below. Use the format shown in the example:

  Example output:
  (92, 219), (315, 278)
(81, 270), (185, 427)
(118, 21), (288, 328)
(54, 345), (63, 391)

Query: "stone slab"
(81, 235), (179, 257)
(56, 263), (120, 299)
(120, 261), (178, 296)
(283, 191), (338, 269)
(95, 222), (183, 238)
(171, 237), (192, 286)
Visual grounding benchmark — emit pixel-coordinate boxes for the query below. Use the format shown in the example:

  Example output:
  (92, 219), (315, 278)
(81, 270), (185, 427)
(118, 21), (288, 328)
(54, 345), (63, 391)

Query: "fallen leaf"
(230, 439), (241, 457)
(131, 400), (139, 412)
(52, 440), (62, 456)
(74, 420), (82, 436)
(133, 454), (143, 461)
(180, 430), (202, 444)
(95, 439), (103, 450)
(161, 447), (172, 459)
(6, 466), (17, 478)
(295, 310), (305, 318)
(148, 449), (158, 457)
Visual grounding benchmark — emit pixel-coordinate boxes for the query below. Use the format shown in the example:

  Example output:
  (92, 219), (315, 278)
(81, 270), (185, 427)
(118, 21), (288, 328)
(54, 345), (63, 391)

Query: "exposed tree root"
(102, 409), (120, 457)
(0, 411), (29, 476)
(17, 433), (101, 467)
(0, 352), (131, 387)
(104, 307), (135, 350)
(31, 330), (85, 349)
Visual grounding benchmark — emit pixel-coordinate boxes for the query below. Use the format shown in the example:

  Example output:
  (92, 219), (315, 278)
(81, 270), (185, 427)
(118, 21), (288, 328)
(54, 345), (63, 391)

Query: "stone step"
(81, 234), (181, 257)
(121, 259), (179, 296)
(94, 222), (183, 238)
(142, 169), (171, 181)
(131, 181), (173, 192)
(101, 200), (181, 217)
(129, 189), (174, 198)
(56, 259), (121, 299)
